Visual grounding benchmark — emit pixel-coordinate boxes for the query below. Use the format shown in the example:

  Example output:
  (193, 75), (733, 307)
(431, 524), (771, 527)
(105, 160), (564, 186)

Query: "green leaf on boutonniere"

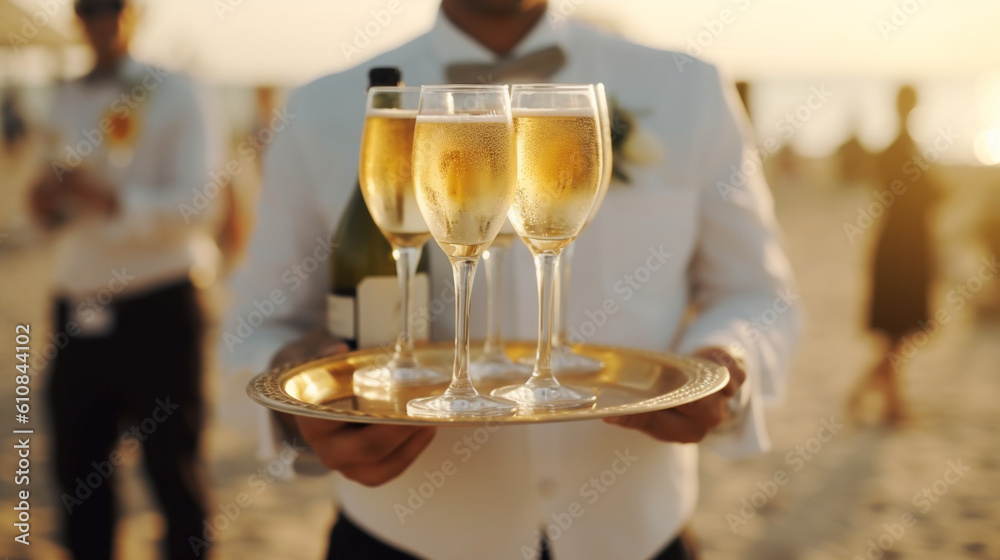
(608, 96), (633, 184)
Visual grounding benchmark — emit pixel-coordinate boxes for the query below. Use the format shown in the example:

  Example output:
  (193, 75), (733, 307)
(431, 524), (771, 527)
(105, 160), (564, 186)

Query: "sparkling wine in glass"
(353, 87), (449, 391)
(550, 82), (613, 375)
(492, 84), (604, 410)
(406, 85), (519, 418)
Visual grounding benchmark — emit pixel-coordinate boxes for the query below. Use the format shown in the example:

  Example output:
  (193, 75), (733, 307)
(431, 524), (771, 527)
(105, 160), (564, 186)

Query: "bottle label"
(326, 294), (356, 341)
(356, 273), (430, 349)
(327, 273), (431, 348)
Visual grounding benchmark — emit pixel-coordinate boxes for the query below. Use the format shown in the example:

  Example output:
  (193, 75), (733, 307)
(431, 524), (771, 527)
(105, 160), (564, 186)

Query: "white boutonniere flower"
(609, 97), (664, 185)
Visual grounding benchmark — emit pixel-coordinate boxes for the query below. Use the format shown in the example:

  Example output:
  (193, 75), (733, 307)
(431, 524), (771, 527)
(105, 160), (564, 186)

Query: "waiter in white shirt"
(228, 1), (800, 558)
(29, 1), (219, 558)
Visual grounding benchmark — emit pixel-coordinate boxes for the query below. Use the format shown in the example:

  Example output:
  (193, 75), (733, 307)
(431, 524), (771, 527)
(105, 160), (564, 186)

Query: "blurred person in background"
(227, 0), (799, 558)
(212, 86), (280, 273)
(28, 0), (220, 557)
(2, 88), (29, 153)
(975, 184), (1000, 319)
(836, 127), (876, 188)
(849, 85), (942, 426)
(249, 85), (277, 171)
(735, 80), (752, 121)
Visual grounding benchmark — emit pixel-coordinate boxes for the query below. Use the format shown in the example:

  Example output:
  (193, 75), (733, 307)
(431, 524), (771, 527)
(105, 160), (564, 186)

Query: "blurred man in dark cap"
(30, 0), (220, 557)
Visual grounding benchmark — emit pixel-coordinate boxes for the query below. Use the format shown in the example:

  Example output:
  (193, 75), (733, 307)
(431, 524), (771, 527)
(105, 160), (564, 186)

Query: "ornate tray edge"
(246, 343), (730, 426)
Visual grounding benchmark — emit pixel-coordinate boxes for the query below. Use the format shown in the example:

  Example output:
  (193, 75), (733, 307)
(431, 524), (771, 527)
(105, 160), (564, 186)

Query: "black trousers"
(47, 281), (208, 560)
(326, 512), (696, 560)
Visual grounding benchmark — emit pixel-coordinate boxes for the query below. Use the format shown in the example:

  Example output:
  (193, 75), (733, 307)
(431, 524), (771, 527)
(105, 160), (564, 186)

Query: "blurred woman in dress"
(850, 85), (942, 425)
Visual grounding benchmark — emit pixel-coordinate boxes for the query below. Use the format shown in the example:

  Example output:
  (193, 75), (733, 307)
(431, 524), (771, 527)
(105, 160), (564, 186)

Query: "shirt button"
(537, 477), (556, 497)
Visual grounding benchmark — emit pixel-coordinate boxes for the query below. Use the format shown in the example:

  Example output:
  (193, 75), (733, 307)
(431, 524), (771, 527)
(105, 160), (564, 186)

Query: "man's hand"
(29, 167), (118, 228)
(604, 346), (747, 443)
(295, 417), (437, 487)
(29, 172), (72, 227)
(270, 327), (438, 487)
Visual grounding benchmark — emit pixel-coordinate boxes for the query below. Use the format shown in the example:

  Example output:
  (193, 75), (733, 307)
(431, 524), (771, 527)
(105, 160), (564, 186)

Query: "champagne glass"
(550, 83), (613, 375)
(469, 218), (531, 380)
(353, 87), (449, 391)
(407, 85), (519, 418)
(492, 84), (604, 410)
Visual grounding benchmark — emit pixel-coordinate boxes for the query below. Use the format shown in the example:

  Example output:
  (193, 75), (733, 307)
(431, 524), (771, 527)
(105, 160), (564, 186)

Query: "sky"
(140, 0), (1000, 83)
(8, 0), (998, 83)
(5, 0), (1000, 163)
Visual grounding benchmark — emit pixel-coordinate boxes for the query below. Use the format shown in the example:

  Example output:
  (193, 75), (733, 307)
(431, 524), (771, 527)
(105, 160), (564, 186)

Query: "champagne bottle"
(327, 67), (430, 350)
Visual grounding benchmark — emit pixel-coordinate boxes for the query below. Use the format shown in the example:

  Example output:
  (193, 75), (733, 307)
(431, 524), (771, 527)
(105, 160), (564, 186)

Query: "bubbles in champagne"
(359, 110), (431, 247)
(509, 109), (602, 252)
(412, 115), (516, 259)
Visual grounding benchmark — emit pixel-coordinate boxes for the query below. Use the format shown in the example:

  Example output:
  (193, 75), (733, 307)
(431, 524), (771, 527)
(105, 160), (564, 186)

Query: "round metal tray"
(247, 341), (729, 426)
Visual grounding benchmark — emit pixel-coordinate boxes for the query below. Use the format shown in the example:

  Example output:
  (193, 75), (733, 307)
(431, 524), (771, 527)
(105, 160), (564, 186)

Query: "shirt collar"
(427, 7), (569, 67)
(119, 56), (148, 82)
(81, 54), (145, 84)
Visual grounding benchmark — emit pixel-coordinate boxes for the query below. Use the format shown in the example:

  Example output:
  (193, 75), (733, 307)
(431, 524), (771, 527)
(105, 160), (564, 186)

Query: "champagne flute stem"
(393, 245), (422, 366)
(445, 258), (479, 397)
(530, 250), (561, 388)
(482, 245), (508, 359)
(554, 243), (574, 348)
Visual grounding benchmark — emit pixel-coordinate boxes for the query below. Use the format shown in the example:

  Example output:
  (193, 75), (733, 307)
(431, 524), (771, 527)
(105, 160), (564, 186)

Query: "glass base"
(519, 346), (605, 375)
(491, 382), (597, 410)
(407, 392), (518, 419)
(470, 354), (532, 380)
(353, 362), (448, 392)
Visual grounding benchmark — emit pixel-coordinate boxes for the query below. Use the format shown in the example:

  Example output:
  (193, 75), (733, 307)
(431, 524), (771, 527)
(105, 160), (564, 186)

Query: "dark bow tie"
(445, 45), (566, 84)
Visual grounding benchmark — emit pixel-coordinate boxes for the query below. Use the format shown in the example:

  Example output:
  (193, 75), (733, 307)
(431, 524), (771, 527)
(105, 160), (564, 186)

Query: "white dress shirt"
(47, 57), (221, 301)
(226, 11), (800, 560)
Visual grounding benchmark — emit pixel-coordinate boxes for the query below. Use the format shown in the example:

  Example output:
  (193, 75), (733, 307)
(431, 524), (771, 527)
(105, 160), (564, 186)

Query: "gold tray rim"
(246, 341), (730, 426)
